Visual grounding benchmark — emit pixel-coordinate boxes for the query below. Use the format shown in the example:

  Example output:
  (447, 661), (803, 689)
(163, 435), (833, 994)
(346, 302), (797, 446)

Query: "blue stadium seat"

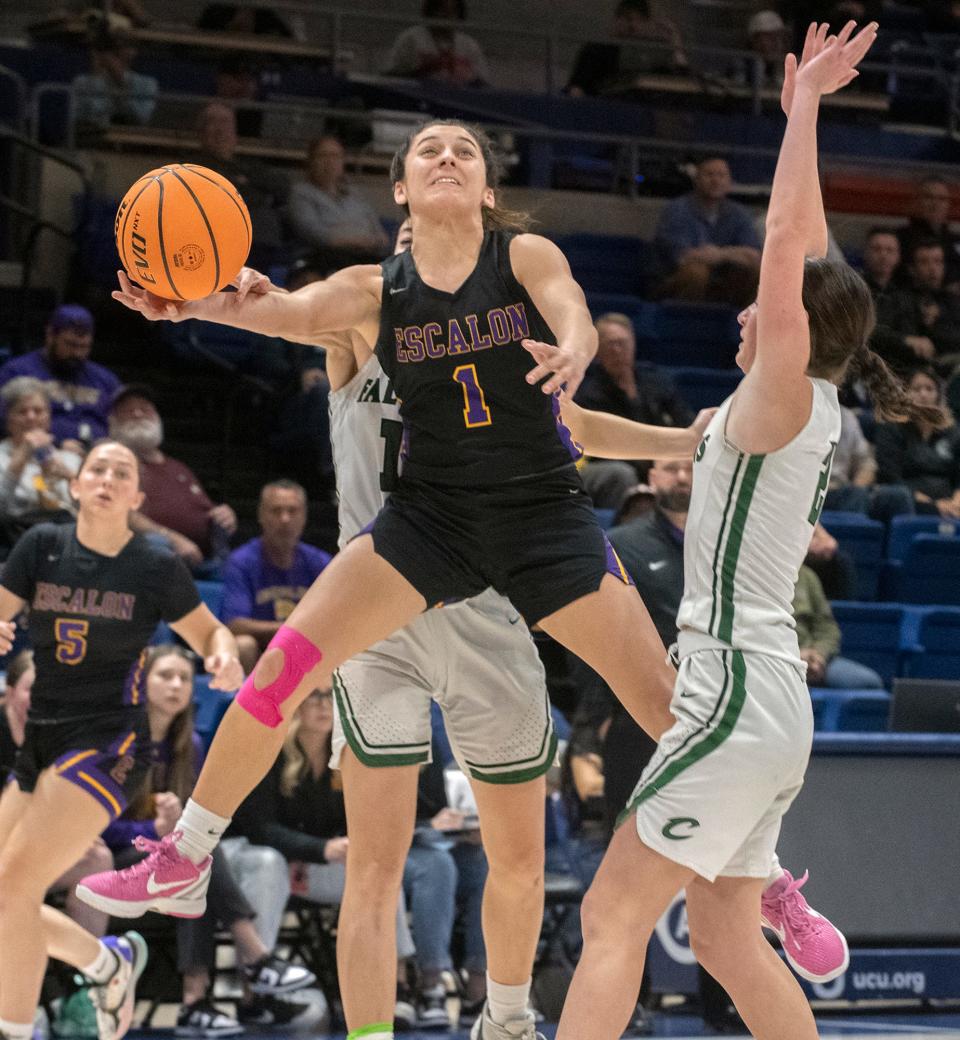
(192, 674), (233, 751)
(819, 512), (885, 601)
(809, 688), (892, 732)
(196, 580), (226, 619)
(646, 302), (741, 368)
(552, 233), (654, 296)
(667, 366), (743, 412)
(882, 535), (960, 605)
(886, 515), (960, 563)
(829, 601), (909, 687)
(901, 608), (960, 679)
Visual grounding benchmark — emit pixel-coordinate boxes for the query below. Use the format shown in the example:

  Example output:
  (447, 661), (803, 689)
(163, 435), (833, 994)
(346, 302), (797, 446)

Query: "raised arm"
(560, 396), (714, 461)
(510, 234), (598, 397)
(112, 261), (382, 346)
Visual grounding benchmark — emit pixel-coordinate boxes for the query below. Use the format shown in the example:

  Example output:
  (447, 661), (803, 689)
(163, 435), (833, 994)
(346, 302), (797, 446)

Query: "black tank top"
(375, 230), (580, 486)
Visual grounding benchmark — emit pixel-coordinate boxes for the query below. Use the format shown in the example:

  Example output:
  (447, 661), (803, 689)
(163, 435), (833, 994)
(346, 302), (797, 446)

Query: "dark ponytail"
(848, 349), (949, 428)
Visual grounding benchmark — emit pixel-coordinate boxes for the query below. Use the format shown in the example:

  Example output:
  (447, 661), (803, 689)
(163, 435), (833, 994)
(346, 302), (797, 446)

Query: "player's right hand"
(112, 270), (190, 321)
(231, 266), (285, 302)
(0, 620), (15, 655)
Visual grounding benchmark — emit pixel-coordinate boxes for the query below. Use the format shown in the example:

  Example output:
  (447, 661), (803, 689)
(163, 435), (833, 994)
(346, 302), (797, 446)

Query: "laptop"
(890, 678), (960, 733)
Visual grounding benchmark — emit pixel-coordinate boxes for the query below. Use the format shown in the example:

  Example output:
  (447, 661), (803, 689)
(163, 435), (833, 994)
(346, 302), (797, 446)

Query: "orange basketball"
(114, 164), (252, 301)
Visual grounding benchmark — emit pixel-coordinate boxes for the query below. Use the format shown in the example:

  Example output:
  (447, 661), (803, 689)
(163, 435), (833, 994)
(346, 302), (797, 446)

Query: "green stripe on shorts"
(468, 729), (558, 785)
(332, 671), (430, 768)
(618, 651), (747, 826)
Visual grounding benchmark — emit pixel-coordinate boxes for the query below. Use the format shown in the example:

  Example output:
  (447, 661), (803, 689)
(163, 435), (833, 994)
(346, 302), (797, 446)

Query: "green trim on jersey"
(707, 455), (744, 638)
(717, 454), (765, 644)
(332, 671), (431, 767)
(617, 651), (747, 826)
(468, 729), (558, 785)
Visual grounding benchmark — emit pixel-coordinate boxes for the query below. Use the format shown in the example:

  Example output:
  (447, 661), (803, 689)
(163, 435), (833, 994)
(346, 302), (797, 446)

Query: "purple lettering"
(394, 328), (409, 363)
(488, 308), (511, 346)
(464, 314), (492, 352)
(404, 326), (425, 363)
(423, 322), (445, 358)
(447, 319), (471, 357)
(506, 303), (529, 341)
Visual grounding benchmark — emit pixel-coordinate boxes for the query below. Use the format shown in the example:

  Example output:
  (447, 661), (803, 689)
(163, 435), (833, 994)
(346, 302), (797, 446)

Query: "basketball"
(114, 164), (251, 301)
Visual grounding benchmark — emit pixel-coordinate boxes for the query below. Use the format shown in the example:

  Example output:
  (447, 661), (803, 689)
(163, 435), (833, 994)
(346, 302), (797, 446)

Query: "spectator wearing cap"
(744, 10), (788, 87)
(285, 135), (389, 268)
(221, 479), (332, 673)
(0, 305), (121, 445)
(108, 384), (238, 569)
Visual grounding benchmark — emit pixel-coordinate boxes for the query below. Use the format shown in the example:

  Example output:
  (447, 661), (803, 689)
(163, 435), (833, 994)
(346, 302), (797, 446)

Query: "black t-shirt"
(375, 230), (579, 486)
(1, 524), (201, 717)
(0, 712), (17, 776)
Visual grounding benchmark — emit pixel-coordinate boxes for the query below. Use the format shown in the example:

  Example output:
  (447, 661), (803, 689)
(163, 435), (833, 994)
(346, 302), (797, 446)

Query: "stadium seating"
(830, 601), (911, 687)
(819, 511), (886, 601)
(809, 688), (892, 732)
(886, 515), (960, 562)
(195, 579), (226, 619)
(901, 608), (960, 679)
(192, 673), (233, 751)
(881, 535), (960, 605)
(668, 366), (743, 412)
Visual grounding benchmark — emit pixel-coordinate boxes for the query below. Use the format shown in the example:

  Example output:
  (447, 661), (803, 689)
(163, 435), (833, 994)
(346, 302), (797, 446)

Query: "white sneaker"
(470, 1003), (545, 1040)
(88, 932), (148, 1040)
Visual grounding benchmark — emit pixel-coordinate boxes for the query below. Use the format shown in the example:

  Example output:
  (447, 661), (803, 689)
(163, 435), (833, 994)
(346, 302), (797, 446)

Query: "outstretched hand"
(112, 270), (189, 321)
(522, 338), (591, 398)
(781, 20), (878, 116)
(231, 266), (285, 302)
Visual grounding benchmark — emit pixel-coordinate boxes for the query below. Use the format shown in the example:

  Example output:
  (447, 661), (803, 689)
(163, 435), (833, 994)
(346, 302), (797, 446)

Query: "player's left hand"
(781, 20), (878, 116)
(689, 407), (717, 444)
(0, 619), (16, 655)
(206, 652), (244, 692)
(231, 266), (285, 303)
(522, 338), (591, 397)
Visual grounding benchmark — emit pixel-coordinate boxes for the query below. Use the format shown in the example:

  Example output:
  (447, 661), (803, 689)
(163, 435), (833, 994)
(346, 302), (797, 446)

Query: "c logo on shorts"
(662, 816), (700, 841)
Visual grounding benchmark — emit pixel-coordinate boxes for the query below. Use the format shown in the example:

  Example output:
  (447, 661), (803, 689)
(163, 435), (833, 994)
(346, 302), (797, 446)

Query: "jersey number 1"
(453, 364), (492, 428)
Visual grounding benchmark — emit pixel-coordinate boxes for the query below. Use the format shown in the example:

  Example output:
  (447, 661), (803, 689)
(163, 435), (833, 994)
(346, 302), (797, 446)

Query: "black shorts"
(370, 465), (633, 625)
(11, 707), (151, 821)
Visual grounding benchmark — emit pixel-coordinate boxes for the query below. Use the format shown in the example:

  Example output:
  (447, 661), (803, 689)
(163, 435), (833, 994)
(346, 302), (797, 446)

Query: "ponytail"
(848, 348), (949, 428)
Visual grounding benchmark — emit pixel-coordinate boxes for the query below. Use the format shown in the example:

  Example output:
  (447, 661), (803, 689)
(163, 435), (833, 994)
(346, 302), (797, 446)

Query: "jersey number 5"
(453, 364), (492, 428)
(55, 618), (89, 665)
(807, 442), (838, 526)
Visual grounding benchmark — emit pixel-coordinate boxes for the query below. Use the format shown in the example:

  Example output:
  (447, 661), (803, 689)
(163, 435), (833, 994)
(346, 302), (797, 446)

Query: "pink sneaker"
(76, 833), (211, 919)
(761, 869), (849, 983)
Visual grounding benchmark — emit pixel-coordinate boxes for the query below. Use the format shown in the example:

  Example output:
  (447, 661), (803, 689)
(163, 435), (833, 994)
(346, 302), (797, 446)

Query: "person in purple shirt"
(653, 156), (762, 306)
(0, 305), (121, 445)
(221, 479), (333, 674)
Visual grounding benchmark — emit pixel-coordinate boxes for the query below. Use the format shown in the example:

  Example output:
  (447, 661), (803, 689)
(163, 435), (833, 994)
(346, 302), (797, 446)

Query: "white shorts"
(331, 588), (555, 784)
(624, 648), (813, 882)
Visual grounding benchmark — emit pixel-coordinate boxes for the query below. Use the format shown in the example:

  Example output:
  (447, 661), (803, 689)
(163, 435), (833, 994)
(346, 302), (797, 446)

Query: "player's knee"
(236, 626), (323, 729)
(579, 883), (620, 946)
(82, 840), (114, 875)
(688, 917), (756, 981)
(487, 849), (542, 896)
(0, 856), (42, 907)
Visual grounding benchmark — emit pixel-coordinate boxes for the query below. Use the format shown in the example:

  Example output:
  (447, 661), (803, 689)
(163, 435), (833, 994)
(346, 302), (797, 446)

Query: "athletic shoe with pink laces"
(76, 833), (211, 919)
(761, 869), (849, 983)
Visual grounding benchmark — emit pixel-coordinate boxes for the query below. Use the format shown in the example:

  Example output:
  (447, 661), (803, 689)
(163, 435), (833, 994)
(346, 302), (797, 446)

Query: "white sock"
(486, 975), (530, 1026)
(174, 799), (231, 864)
(81, 940), (119, 984)
(765, 853), (784, 890)
(0, 1018), (34, 1040)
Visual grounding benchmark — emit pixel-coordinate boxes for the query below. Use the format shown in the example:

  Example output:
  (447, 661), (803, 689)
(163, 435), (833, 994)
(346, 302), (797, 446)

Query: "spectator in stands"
(875, 365), (960, 518)
(875, 240), (960, 374)
(285, 135), (389, 267)
(195, 102), (289, 268)
(653, 155), (762, 306)
(231, 687), (428, 1029)
(861, 227), (937, 373)
(105, 644), (312, 1035)
(805, 522), (858, 602)
(386, 0), (490, 87)
(0, 378), (82, 535)
(108, 384), (237, 569)
(794, 565), (884, 689)
(744, 10), (788, 87)
(215, 53), (262, 138)
(0, 650), (115, 941)
(566, 0), (687, 97)
(575, 312), (693, 508)
(824, 403), (914, 522)
(221, 480), (332, 674)
(72, 31), (157, 135)
(898, 177), (960, 290)
(0, 304), (120, 444)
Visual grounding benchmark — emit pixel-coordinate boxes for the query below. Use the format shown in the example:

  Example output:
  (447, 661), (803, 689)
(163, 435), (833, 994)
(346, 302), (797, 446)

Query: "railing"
(0, 127), (90, 348)
(0, 65), (28, 133)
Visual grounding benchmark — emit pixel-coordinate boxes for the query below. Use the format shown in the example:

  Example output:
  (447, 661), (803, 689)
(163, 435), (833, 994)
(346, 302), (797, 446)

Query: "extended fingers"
(836, 19), (857, 46)
(801, 22), (817, 64)
(845, 21), (878, 64)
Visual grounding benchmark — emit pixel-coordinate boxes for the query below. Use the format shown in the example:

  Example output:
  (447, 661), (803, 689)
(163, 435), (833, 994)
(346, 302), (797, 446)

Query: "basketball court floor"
(128, 1010), (960, 1038)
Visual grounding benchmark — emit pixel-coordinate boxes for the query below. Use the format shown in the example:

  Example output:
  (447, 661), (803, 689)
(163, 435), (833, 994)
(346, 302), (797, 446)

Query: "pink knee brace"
(236, 626), (324, 728)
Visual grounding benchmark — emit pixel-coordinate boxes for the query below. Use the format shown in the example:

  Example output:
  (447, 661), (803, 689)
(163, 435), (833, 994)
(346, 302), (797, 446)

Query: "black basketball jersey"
(375, 230), (581, 485)
(2, 523), (201, 717)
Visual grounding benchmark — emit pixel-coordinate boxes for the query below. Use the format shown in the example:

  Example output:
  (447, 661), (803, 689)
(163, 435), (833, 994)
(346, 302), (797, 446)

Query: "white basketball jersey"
(676, 377), (841, 664)
(329, 353), (402, 549)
